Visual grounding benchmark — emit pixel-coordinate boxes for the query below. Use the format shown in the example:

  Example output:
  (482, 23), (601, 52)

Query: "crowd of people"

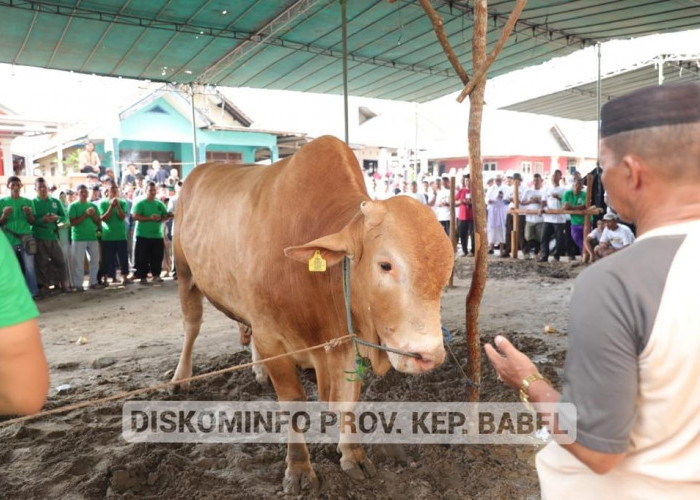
(2, 144), (636, 301)
(367, 167), (635, 262)
(0, 159), (181, 300)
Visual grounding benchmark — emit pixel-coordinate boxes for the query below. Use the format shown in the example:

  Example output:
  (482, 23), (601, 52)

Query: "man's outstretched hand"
(484, 335), (539, 390)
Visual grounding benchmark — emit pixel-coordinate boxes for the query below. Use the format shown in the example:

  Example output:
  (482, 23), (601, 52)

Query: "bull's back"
(175, 136), (368, 328)
(175, 162), (283, 315)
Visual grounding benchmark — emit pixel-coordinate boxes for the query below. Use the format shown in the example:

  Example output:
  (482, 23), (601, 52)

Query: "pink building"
(430, 121), (597, 179)
(439, 154), (576, 177)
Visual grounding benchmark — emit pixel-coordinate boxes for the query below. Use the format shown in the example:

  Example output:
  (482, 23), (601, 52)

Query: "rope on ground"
(0, 334), (354, 429)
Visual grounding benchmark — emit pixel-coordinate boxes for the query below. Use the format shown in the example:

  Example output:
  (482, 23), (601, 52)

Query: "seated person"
(584, 219), (605, 262)
(78, 141), (101, 175)
(594, 213), (636, 259)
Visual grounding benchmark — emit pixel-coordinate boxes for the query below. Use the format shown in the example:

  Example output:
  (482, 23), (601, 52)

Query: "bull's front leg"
(328, 361), (377, 481)
(263, 353), (319, 494)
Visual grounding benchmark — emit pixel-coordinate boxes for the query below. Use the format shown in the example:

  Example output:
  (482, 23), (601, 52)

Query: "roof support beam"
(111, 0), (179, 75)
(136, 0), (211, 79)
(12, 8), (39, 65)
(47, 0), (83, 67)
(432, 0), (593, 49)
(196, 0), (333, 84)
(79, 0), (132, 71)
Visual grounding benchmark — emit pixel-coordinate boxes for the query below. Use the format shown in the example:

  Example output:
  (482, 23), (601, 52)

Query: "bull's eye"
(379, 262), (392, 272)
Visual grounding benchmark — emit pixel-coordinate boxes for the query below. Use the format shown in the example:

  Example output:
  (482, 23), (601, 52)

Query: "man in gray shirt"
(486, 82), (700, 497)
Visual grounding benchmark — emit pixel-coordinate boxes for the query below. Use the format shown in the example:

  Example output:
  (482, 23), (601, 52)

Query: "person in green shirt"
(0, 232), (49, 415)
(0, 176), (39, 297)
(99, 182), (132, 285)
(32, 177), (68, 294)
(68, 184), (102, 291)
(562, 172), (590, 255)
(57, 190), (72, 285)
(131, 181), (171, 284)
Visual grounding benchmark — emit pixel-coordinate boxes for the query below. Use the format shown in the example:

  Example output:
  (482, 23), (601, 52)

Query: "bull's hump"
(285, 136), (367, 195)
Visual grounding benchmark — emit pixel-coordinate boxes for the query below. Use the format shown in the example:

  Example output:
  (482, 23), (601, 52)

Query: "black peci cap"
(601, 82), (700, 138)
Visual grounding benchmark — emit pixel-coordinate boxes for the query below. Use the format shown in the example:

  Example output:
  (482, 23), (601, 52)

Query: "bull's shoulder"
(285, 136), (366, 193)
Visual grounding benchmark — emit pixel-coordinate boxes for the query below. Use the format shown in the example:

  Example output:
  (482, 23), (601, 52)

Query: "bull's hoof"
(340, 456), (377, 481)
(283, 465), (320, 495)
(253, 366), (269, 385)
(169, 377), (190, 394)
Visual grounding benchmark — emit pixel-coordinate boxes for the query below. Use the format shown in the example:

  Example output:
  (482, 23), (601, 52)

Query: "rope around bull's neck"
(341, 257), (480, 389)
(342, 257), (421, 359)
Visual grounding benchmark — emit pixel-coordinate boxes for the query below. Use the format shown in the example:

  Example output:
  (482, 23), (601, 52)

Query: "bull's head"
(284, 197), (454, 375)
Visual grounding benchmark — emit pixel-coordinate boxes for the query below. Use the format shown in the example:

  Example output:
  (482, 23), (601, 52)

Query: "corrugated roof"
(2, 1), (700, 102)
(501, 55), (700, 119)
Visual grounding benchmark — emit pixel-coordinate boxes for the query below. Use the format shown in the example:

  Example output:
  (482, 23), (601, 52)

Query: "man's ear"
(623, 154), (643, 190)
(284, 227), (353, 267)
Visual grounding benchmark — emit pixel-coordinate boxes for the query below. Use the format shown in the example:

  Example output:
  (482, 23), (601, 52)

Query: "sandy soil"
(0, 257), (583, 499)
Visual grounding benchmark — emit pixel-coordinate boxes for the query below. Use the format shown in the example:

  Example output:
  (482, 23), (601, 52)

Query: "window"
(534, 161), (544, 174)
(483, 162), (497, 171)
(206, 151), (243, 164)
(119, 150), (175, 175)
(567, 160), (578, 174)
(521, 161), (532, 174)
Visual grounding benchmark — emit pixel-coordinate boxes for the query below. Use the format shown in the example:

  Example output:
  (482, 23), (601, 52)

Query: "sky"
(1, 28), (699, 159)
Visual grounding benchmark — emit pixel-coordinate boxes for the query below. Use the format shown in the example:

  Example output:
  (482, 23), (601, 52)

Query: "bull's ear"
(360, 200), (387, 229)
(284, 229), (352, 267)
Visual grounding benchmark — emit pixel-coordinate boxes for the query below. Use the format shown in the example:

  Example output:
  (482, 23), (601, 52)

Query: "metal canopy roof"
(501, 55), (700, 120)
(2, 1), (700, 102)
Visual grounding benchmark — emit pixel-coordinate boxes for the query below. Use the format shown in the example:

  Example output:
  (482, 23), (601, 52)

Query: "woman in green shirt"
(0, 176), (39, 297)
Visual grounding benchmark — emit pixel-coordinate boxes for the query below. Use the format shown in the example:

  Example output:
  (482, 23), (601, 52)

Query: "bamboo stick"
(511, 179), (520, 258)
(449, 176), (457, 287)
(582, 174), (594, 261)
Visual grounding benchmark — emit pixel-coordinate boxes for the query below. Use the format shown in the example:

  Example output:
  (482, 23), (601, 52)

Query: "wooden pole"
(510, 208), (602, 215)
(582, 173), (594, 261)
(341, 0), (349, 144)
(466, 0), (488, 403)
(511, 179), (520, 258)
(449, 176), (457, 287)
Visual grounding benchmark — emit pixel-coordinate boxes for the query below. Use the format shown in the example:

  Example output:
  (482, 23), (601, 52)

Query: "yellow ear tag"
(308, 250), (327, 272)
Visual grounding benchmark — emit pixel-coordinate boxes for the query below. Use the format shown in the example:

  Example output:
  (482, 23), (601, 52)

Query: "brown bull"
(172, 136), (454, 493)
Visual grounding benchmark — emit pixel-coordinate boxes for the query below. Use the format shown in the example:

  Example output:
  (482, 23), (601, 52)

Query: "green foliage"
(63, 150), (81, 173)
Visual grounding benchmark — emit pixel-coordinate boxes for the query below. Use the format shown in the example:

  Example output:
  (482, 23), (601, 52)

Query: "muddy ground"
(0, 257), (583, 499)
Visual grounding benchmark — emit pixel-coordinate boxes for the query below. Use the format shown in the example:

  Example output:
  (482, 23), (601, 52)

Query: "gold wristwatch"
(519, 372), (551, 411)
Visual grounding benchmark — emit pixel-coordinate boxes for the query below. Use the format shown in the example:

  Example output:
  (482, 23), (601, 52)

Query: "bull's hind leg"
(263, 353), (319, 494)
(250, 338), (269, 384)
(171, 263), (203, 392)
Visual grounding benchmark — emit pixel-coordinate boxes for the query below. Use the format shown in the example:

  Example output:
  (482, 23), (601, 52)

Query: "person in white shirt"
(520, 173), (546, 257)
(538, 170), (567, 262)
(486, 175), (509, 256)
(401, 181), (427, 204)
(374, 179), (393, 201)
(434, 176), (452, 235)
(595, 213), (635, 258)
